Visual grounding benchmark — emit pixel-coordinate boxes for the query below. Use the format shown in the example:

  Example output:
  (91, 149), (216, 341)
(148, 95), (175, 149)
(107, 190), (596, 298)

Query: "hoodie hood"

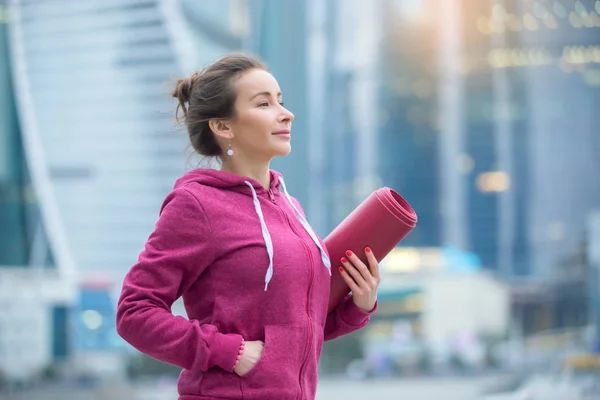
(174, 168), (282, 193)
(173, 168), (330, 290)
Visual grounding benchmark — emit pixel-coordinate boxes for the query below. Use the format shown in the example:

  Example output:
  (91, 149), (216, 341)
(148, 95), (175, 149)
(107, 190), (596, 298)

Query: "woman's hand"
(233, 340), (264, 376)
(339, 247), (380, 312)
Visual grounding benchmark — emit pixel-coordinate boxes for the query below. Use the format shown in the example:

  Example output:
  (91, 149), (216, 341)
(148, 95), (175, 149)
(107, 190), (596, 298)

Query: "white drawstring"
(279, 177), (331, 275)
(245, 178), (332, 291)
(245, 181), (274, 291)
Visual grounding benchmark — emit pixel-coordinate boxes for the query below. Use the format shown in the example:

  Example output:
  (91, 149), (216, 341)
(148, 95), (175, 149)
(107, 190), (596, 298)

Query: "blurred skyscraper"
(377, 0), (600, 279)
(8, 0), (187, 280)
(1, 0), (247, 379)
(455, 0), (600, 279)
(509, 0), (600, 277)
(436, 0), (600, 334)
(0, 0), (34, 267)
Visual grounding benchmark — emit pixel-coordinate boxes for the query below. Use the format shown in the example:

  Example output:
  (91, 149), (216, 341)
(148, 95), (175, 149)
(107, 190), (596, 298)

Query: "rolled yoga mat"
(325, 188), (417, 313)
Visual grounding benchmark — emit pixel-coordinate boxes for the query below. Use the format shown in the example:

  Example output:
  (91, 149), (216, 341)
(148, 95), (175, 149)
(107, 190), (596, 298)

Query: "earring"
(227, 140), (234, 156)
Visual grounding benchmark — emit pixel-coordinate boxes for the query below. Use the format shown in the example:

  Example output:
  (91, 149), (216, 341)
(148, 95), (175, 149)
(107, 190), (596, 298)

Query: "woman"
(116, 53), (380, 400)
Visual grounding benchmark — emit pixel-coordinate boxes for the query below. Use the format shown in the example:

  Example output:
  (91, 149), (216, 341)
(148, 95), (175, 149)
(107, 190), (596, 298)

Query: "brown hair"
(171, 53), (267, 157)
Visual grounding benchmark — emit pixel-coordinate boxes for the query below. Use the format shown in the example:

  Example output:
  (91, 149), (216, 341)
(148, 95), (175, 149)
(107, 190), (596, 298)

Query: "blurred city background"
(1, 0), (600, 399)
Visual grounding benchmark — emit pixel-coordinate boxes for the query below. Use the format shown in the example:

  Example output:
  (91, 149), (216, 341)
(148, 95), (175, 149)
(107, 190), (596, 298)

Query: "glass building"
(376, 0), (600, 279)
(1, 0), (70, 378)
(0, 0), (50, 268)
(458, 0), (600, 278)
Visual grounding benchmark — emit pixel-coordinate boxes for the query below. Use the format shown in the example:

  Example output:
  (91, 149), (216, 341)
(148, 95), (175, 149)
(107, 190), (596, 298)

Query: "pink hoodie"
(116, 169), (376, 400)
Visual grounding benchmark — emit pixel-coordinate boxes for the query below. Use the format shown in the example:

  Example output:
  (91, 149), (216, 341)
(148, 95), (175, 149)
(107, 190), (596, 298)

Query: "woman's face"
(228, 68), (295, 161)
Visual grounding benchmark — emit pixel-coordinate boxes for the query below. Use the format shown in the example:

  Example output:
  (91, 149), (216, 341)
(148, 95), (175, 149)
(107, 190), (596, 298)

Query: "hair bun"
(171, 75), (197, 118)
(172, 77), (193, 104)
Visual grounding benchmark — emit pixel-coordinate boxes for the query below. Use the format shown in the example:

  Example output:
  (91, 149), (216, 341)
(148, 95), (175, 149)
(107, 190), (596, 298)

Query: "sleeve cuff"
(207, 333), (244, 372)
(339, 298), (378, 326)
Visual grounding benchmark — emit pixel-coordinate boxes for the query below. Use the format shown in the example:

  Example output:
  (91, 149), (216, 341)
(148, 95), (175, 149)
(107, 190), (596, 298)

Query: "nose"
(279, 105), (294, 123)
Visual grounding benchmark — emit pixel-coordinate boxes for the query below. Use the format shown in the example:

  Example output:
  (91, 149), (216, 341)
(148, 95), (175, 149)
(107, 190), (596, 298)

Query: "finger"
(340, 255), (367, 287)
(338, 266), (361, 293)
(365, 247), (380, 282)
(344, 250), (372, 283)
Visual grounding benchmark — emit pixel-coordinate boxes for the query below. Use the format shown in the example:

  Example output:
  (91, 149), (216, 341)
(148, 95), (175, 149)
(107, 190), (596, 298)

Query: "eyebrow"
(250, 91), (282, 100)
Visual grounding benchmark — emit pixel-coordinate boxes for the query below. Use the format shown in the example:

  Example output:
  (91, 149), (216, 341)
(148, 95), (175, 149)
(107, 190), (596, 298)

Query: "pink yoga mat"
(325, 188), (417, 313)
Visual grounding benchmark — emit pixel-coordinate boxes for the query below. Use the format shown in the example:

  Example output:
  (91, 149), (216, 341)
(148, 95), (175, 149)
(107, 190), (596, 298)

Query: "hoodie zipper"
(267, 190), (313, 400)
(297, 241), (314, 400)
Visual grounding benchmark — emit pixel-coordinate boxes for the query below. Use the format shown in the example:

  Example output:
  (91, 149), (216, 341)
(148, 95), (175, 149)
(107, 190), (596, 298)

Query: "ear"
(209, 119), (233, 140)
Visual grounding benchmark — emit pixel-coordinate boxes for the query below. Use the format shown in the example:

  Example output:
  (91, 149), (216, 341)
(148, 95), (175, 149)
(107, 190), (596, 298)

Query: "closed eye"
(258, 100), (284, 107)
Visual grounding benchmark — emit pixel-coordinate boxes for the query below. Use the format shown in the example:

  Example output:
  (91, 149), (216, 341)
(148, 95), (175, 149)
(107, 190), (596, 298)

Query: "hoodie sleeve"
(116, 187), (243, 372)
(324, 295), (378, 341)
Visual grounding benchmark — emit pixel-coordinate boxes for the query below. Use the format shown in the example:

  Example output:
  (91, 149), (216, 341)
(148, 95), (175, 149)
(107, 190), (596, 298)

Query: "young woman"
(116, 53), (380, 400)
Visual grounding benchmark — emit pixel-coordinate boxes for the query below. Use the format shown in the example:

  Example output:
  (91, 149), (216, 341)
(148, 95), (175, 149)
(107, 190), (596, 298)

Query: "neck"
(220, 157), (271, 189)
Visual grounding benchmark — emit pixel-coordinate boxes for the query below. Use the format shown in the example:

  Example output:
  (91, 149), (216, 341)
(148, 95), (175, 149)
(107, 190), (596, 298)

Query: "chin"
(272, 143), (292, 157)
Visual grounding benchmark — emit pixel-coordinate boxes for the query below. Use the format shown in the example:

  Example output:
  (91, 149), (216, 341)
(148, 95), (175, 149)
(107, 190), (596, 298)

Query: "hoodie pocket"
(240, 324), (306, 400)
(199, 368), (243, 399)
(178, 368), (242, 399)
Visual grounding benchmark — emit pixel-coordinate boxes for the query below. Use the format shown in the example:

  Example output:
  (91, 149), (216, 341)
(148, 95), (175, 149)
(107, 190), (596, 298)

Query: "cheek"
(239, 111), (273, 135)
(252, 112), (273, 131)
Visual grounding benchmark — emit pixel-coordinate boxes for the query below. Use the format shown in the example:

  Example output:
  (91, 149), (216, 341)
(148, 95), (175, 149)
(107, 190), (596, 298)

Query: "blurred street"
(3, 373), (597, 400)
(0, 376), (504, 400)
(316, 376), (500, 400)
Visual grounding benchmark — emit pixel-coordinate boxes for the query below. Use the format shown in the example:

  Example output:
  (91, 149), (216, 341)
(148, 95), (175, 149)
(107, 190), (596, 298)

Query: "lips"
(273, 129), (291, 135)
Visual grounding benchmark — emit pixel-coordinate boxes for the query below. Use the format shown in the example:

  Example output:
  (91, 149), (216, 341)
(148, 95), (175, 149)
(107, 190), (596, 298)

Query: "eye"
(258, 101), (269, 107)
(279, 102), (285, 106)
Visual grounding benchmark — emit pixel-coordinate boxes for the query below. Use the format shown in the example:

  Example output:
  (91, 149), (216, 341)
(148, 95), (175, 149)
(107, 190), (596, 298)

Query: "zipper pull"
(268, 189), (276, 203)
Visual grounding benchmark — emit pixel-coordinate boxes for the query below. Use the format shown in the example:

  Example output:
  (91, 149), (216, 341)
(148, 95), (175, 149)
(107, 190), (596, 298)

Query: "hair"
(171, 53), (268, 158)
